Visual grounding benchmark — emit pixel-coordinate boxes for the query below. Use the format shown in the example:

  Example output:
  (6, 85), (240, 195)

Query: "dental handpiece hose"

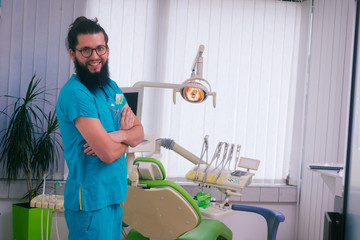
(172, 144), (206, 165)
(158, 138), (206, 165)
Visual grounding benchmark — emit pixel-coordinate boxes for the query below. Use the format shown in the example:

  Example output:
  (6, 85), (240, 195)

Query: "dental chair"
(123, 157), (232, 240)
(231, 204), (285, 240)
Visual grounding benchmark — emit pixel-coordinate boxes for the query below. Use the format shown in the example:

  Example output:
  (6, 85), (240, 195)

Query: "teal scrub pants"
(65, 204), (123, 240)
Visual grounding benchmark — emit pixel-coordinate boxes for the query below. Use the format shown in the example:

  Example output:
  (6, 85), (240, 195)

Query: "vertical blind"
(0, 0), (302, 182)
(98, 0), (302, 182)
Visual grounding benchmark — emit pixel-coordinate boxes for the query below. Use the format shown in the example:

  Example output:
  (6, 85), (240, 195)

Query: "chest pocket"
(106, 93), (126, 131)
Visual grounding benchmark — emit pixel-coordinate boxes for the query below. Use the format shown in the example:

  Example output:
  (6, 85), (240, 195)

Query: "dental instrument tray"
(186, 164), (255, 191)
(185, 140), (260, 192)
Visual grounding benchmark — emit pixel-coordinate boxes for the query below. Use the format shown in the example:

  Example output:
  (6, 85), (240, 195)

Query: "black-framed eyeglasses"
(75, 45), (108, 58)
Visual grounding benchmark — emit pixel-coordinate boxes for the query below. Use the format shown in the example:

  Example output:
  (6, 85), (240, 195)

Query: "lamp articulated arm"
(132, 81), (182, 105)
(132, 45), (216, 108)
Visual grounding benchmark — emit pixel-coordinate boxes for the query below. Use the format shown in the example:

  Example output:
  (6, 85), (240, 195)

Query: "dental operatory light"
(133, 45), (216, 108)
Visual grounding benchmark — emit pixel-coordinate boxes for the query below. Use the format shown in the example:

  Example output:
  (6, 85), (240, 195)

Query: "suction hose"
(157, 138), (206, 165)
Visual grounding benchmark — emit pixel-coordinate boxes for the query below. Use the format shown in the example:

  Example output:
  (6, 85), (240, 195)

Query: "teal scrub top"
(56, 74), (127, 211)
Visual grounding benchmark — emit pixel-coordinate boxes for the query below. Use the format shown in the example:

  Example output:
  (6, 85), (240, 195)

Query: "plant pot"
(13, 203), (53, 240)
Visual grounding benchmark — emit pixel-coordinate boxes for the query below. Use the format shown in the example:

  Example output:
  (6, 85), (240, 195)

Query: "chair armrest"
(231, 204), (285, 222)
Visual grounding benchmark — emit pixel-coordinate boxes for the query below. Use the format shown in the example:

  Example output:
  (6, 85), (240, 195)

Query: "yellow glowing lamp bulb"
(183, 87), (205, 102)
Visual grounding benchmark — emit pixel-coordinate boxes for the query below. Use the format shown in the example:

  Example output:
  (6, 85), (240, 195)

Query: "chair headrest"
(133, 157), (166, 180)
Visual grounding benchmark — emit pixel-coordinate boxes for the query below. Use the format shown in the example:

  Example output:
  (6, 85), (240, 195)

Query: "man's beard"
(74, 58), (110, 91)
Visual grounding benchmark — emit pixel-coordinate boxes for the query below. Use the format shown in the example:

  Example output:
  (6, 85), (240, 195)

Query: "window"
(102, 0), (302, 182)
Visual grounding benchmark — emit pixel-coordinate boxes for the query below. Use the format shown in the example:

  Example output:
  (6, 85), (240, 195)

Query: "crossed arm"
(74, 103), (144, 164)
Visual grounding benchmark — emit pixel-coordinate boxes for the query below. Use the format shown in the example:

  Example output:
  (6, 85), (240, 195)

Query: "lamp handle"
(173, 89), (176, 104)
(213, 92), (216, 108)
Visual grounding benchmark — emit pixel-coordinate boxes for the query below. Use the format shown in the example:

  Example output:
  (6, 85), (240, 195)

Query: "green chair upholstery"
(177, 219), (232, 240)
(123, 157), (232, 240)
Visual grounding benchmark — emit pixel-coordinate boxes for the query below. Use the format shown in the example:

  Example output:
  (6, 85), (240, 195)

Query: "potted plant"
(0, 73), (62, 239)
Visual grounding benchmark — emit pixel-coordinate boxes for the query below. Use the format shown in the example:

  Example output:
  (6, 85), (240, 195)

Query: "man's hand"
(83, 143), (96, 156)
(75, 117), (129, 164)
(120, 106), (135, 130)
(82, 105), (141, 155)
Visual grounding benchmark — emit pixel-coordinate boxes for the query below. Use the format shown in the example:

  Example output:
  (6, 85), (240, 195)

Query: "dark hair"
(66, 16), (109, 51)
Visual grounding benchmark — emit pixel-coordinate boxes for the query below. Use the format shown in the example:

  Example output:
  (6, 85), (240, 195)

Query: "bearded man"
(56, 16), (144, 240)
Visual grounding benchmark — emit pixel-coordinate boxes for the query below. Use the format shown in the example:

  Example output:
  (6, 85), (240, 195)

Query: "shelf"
(310, 167), (344, 197)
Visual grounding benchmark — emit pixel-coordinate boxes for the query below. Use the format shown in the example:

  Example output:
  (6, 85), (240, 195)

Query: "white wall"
(296, 0), (356, 239)
(0, 201), (296, 240)
(0, 199), (15, 240)
(221, 203), (295, 240)
(0, 184), (297, 240)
